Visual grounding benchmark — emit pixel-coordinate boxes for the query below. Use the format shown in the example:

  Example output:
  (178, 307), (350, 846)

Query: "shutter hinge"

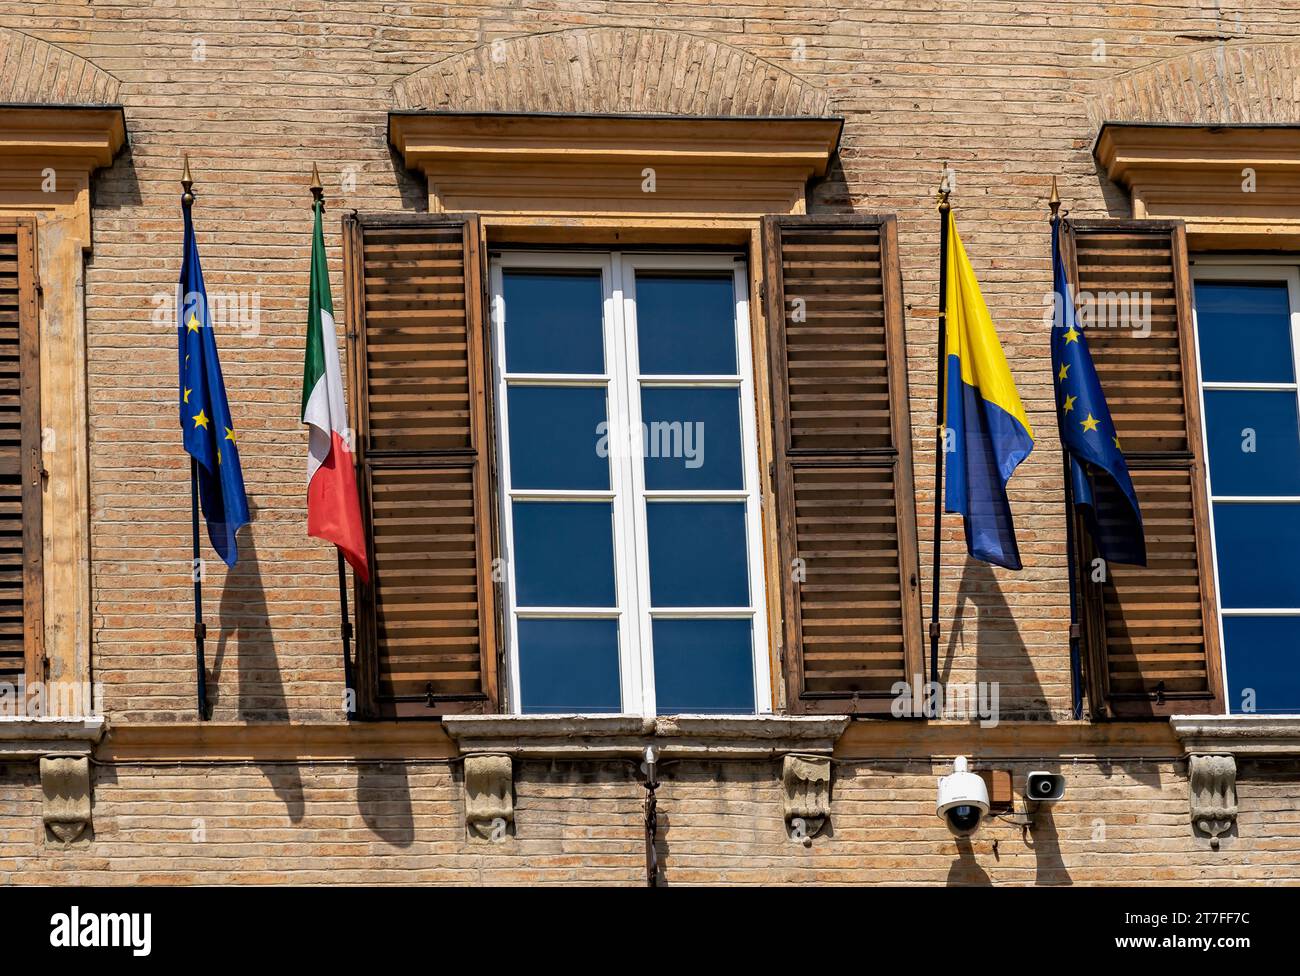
(759, 286), (767, 317)
(42, 659), (50, 681)
(425, 683), (436, 708)
(1069, 623), (1081, 641)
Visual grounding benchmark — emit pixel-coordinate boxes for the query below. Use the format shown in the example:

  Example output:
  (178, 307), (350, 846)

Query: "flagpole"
(312, 163), (357, 718)
(1050, 177), (1084, 719)
(183, 158), (209, 722)
(929, 165), (951, 713)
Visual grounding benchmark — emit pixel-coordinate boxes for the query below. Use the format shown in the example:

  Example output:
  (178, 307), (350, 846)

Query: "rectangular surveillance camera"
(1025, 771), (1065, 802)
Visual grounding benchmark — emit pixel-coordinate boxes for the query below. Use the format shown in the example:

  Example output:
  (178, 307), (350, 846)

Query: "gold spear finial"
(1049, 174), (1061, 221)
(937, 160), (951, 212)
(310, 162), (324, 209)
(181, 155), (194, 206)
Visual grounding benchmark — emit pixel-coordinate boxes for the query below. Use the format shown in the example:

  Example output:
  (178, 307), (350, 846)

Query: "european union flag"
(178, 191), (249, 566)
(1051, 220), (1145, 566)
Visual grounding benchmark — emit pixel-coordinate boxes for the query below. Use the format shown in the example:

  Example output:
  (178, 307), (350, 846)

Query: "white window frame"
(1190, 259), (1300, 714)
(489, 250), (772, 717)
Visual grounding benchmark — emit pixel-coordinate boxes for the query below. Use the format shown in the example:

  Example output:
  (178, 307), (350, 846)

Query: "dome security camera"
(936, 756), (990, 837)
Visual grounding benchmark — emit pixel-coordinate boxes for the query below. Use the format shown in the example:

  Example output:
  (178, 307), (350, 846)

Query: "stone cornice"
(1094, 121), (1300, 248)
(389, 111), (842, 217)
(1170, 715), (1300, 756)
(440, 714), (850, 759)
(0, 716), (105, 760)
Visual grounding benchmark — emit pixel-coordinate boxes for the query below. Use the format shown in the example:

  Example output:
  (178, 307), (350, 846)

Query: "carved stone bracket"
(464, 753), (513, 842)
(1188, 754), (1237, 850)
(40, 755), (92, 849)
(782, 753), (831, 845)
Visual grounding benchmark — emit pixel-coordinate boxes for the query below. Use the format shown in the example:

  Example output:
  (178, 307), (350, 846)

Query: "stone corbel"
(464, 753), (513, 842)
(782, 753), (831, 845)
(40, 755), (92, 849)
(1188, 754), (1237, 850)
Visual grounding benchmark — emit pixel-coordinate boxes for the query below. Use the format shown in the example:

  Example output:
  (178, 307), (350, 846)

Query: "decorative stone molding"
(1094, 121), (1300, 248)
(0, 103), (125, 701)
(441, 714), (849, 759)
(40, 755), (92, 848)
(782, 753), (831, 844)
(0, 716), (105, 759)
(0, 28), (122, 105)
(463, 753), (513, 842)
(389, 111), (841, 217)
(393, 26), (829, 117)
(1170, 715), (1300, 756)
(1188, 754), (1237, 850)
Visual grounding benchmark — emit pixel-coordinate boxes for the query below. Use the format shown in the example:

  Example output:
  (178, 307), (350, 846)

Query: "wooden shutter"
(1068, 219), (1224, 717)
(0, 218), (43, 689)
(343, 213), (499, 717)
(762, 215), (923, 714)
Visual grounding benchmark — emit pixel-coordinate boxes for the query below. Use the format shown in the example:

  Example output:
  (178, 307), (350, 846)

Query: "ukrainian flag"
(944, 216), (1034, 570)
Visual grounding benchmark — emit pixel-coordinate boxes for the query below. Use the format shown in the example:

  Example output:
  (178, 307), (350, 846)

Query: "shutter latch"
(1152, 680), (1166, 706)
(425, 682), (435, 708)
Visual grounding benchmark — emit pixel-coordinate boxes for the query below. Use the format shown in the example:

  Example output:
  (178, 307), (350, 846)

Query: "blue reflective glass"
(640, 387), (743, 490)
(1194, 280), (1294, 383)
(646, 502), (749, 608)
(1223, 617), (1300, 714)
(512, 502), (616, 607)
(503, 271), (604, 374)
(1204, 390), (1300, 496)
(518, 618), (621, 713)
(636, 275), (737, 375)
(507, 386), (609, 490)
(1212, 502), (1300, 609)
(652, 618), (754, 714)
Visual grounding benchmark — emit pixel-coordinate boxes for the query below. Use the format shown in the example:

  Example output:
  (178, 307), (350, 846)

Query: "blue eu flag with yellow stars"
(178, 187), (249, 566)
(1051, 219), (1145, 567)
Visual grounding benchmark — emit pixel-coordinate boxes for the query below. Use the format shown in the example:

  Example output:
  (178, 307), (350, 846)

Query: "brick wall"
(1, 0), (1298, 884)
(3, 759), (1297, 885)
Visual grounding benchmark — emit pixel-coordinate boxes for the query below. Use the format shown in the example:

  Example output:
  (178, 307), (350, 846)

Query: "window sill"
(0, 716), (106, 760)
(440, 714), (849, 759)
(1170, 714), (1300, 756)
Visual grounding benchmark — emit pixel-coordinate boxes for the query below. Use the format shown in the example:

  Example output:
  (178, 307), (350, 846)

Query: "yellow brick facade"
(0, 0), (1297, 885)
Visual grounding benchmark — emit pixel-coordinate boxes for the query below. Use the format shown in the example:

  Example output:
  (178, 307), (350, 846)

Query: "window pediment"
(389, 111), (841, 217)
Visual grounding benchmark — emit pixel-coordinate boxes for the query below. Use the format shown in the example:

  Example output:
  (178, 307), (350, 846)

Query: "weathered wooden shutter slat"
(0, 218), (42, 687)
(344, 214), (498, 717)
(1069, 219), (1223, 717)
(763, 215), (922, 715)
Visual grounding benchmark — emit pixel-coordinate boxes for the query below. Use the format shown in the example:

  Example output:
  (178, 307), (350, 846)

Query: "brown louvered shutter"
(0, 218), (42, 689)
(762, 215), (923, 715)
(343, 214), (499, 717)
(1068, 219), (1224, 717)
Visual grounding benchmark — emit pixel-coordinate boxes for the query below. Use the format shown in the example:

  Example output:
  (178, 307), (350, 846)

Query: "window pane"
(636, 274), (737, 375)
(503, 271), (604, 374)
(641, 387), (743, 490)
(513, 502), (616, 607)
(646, 502), (749, 607)
(652, 619), (754, 714)
(507, 386), (609, 490)
(1194, 280), (1294, 383)
(1204, 390), (1300, 496)
(1223, 617), (1300, 714)
(518, 618), (621, 713)
(1212, 502), (1300, 608)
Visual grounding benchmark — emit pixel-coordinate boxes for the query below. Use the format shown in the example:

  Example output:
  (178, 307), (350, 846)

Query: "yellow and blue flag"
(178, 193), (249, 566)
(944, 216), (1034, 570)
(1050, 221), (1145, 566)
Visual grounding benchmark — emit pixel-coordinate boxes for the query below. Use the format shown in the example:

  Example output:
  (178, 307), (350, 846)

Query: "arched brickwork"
(0, 27), (120, 104)
(1088, 40), (1300, 127)
(394, 25), (830, 117)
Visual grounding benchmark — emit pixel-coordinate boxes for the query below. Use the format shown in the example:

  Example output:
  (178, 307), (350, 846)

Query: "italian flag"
(302, 196), (370, 582)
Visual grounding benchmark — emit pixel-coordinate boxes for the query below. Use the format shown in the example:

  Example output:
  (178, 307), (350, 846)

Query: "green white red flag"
(302, 195), (369, 581)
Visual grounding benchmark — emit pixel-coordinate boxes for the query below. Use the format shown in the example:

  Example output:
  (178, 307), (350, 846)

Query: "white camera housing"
(936, 756), (990, 836)
(1025, 771), (1065, 802)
